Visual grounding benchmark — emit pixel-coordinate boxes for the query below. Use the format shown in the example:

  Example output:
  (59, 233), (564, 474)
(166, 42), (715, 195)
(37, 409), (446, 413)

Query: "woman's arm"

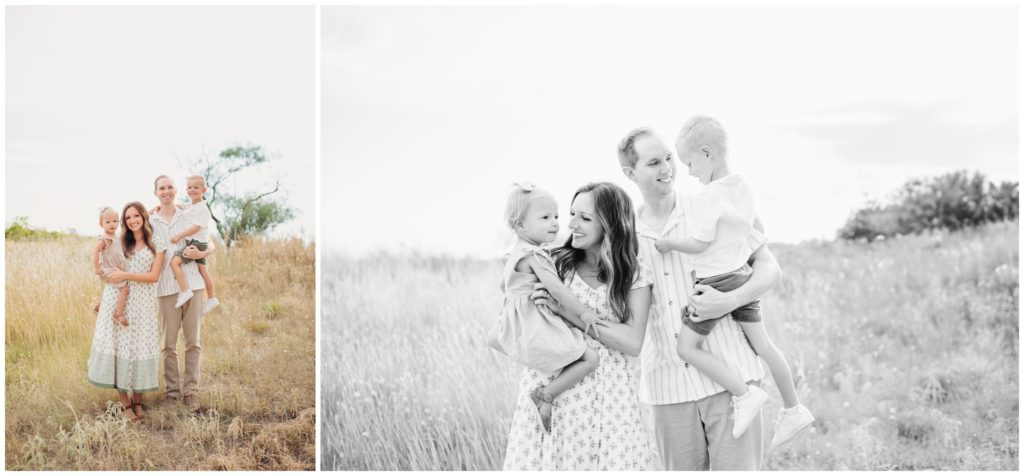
(547, 284), (652, 357)
(107, 251), (166, 283)
(525, 257), (600, 325)
(689, 244), (780, 319)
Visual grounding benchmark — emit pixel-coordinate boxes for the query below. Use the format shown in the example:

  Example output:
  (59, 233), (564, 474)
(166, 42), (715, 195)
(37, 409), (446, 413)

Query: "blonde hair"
(153, 175), (173, 191)
(504, 182), (551, 230)
(98, 206), (118, 224)
(677, 115), (728, 158)
(186, 175), (207, 187)
(617, 127), (656, 169)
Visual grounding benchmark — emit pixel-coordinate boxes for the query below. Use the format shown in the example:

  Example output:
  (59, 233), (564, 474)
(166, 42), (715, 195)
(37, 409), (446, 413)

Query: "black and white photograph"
(320, 5), (1018, 471)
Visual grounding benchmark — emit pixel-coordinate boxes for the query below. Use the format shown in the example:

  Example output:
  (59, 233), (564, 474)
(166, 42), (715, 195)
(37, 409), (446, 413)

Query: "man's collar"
(636, 192), (686, 237)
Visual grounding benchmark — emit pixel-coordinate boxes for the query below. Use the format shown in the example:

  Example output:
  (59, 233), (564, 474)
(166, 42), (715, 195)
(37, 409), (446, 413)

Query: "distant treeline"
(838, 170), (1018, 242)
(4, 217), (72, 241)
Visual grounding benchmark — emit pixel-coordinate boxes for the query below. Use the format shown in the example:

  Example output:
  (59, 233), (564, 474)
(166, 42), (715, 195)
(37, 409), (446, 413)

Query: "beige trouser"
(158, 293), (204, 398)
(652, 383), (763, 471)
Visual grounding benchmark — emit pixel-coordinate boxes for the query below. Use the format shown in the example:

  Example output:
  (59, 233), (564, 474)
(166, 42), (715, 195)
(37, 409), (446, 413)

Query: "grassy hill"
(5, 237), (316, 470)
(321, 221), (1018, 470)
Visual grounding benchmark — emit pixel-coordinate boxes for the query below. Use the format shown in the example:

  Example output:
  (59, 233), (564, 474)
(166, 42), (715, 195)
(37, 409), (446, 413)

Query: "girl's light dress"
(502, 266), (658, 470)
(87, 237), (164, 393)
(488, 243), (587, 374)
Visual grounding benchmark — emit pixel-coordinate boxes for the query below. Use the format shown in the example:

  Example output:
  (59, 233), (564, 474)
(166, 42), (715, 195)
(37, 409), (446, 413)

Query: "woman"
(503, 182), (657, 470)
(87, 201), (165, 422)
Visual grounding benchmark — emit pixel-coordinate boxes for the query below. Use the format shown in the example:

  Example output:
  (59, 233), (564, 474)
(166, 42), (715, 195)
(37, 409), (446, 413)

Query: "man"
(618, 127), (781, 470)
(151, 175), (216, 407)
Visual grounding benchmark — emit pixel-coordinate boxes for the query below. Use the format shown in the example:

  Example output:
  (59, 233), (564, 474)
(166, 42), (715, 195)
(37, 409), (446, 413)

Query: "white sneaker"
(204, 297), (220, 314)
(771, 404), (815, 447)
(731, 385), (769, 439)
(174, 290), (194, 308)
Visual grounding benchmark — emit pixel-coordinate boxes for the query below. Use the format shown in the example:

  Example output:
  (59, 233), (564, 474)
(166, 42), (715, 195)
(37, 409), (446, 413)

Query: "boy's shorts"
(681, 264), (761, 336)
(174, 239), (208, 265)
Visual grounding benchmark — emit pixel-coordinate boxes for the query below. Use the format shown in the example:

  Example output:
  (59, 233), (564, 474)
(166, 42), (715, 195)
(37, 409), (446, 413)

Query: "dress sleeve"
(631, 256), (654, 290)
(529, 249), (559, 278)
(152, 234), (168, 254)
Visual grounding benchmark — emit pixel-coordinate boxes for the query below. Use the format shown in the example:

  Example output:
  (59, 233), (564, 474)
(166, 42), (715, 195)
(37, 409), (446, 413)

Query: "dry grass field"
(5, 237), (316, 470)
(322, 221), (1018, 470)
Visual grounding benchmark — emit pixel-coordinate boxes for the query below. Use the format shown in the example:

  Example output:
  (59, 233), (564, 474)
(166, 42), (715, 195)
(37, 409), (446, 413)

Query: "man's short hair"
(617, 127), (656, 169)
(153, 174), (173, 191)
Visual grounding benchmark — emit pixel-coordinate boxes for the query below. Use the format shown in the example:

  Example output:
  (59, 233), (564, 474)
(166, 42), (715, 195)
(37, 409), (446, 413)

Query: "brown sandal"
(132, 402), (146, 421)
(112, 312), (128, 327)
(529, 387), (554, 433)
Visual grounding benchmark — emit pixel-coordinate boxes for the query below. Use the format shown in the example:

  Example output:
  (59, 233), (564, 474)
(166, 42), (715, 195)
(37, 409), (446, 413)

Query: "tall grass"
(322, 222), (1018, 470)
(5, 236), (316, 470)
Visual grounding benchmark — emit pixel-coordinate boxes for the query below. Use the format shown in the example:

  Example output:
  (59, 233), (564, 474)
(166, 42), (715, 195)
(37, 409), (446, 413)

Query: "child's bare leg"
(739, 321), (800, 408)
(543, 347), (599, 399)
(198, 264), (215, 299)
(171, 256), (189, 292)
(114, 286), (130, 326)
(532, 347), (599, 432)
(676, 326), (749, 396)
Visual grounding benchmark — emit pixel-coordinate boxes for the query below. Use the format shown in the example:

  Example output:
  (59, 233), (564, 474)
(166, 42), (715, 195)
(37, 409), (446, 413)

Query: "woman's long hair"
(121, 201), (155, 258)
(552, 182), (639, 323)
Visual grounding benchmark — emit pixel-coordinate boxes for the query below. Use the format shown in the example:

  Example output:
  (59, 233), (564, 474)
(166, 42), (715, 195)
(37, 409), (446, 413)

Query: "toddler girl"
(92, 207), (130, 327)
(488, 183), (602, 433)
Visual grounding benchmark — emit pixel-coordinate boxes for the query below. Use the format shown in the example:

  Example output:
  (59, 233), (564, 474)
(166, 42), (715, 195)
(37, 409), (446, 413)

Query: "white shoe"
(204, 297), (220, 314)
(174, 290), (194, 308)
(731, 385), (769, 439)
(771, 404), (814, 447)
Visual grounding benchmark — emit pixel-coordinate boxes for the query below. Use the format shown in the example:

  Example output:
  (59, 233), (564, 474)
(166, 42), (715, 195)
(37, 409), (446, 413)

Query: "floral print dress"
(87, 236), (164, 393)
(502, 266), (658, 471)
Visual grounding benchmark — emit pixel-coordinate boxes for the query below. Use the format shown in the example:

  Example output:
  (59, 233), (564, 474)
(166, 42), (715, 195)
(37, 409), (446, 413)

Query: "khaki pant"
(158, 293), (204, 398)
(652, 384), (763, 471)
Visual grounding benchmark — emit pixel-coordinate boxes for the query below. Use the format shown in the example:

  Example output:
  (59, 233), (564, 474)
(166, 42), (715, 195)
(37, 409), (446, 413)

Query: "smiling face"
(624, 134), (676, 197)
(154, 176), (176, 206)
(568, 191), (604, 252)
(123, 205), (145, 234)
(676, 137), (714, 185)
(100, 210), (119, 235)
(516, 193), (560, 245)
(186, 177), (207, 203)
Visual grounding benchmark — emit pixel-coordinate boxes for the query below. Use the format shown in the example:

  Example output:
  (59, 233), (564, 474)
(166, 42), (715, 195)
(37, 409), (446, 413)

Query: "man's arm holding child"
(689, 244), (780, 320)
(183, 238), (215, 260)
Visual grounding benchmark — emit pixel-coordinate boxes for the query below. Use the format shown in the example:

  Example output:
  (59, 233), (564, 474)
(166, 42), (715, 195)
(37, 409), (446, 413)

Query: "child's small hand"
(654, 238), (672, 254)
(581, 310), (602, 338)
(171, 236), (180, 244)
(682, 304), (710, 323)
(94, 267), (104, 277)
(107, 268), (125, 283)
(150, 205), (161, 214)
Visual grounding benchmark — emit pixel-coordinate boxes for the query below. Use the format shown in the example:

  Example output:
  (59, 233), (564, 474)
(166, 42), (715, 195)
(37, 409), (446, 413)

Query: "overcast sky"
(6, 6), (315, 239)
(323, 5), (1018, 258)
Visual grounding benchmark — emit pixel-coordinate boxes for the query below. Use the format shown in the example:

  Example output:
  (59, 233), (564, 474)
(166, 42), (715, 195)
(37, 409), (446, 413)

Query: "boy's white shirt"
(686, 175), (767, 278)
(635, 192), (765, 405)
(183, 200), (213, 242)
